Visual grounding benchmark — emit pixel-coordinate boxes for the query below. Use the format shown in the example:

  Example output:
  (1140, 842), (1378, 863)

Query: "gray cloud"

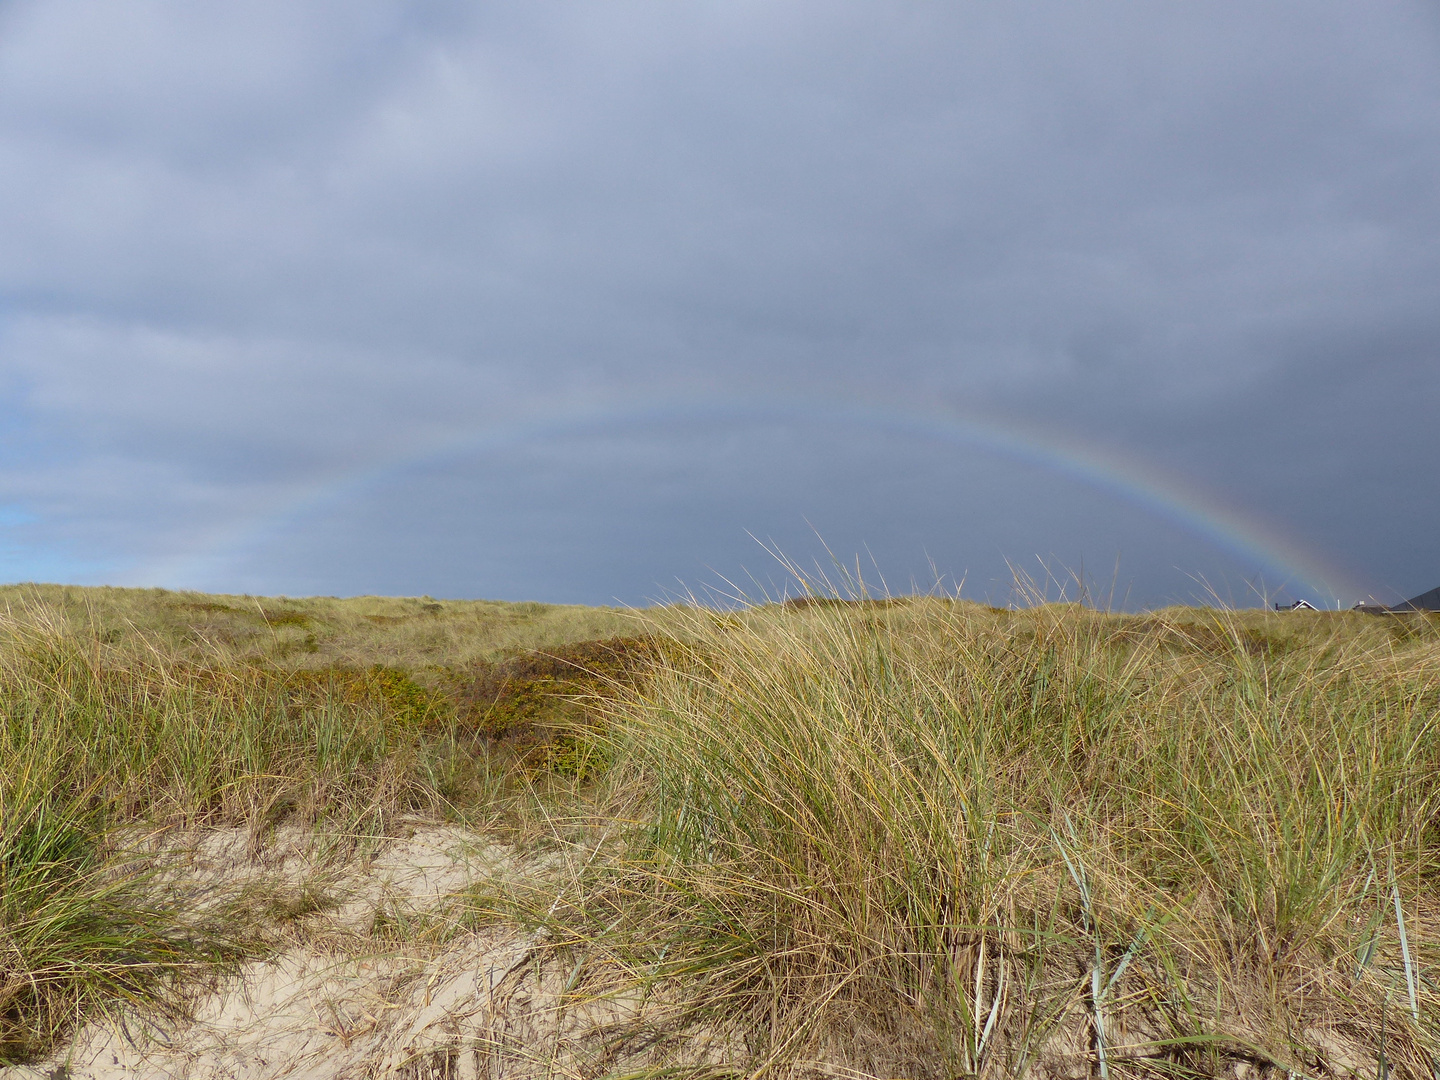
(1, 1), (1436, 605)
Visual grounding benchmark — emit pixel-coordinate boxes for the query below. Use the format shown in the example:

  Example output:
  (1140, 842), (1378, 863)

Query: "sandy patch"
(5, 824), (681, 1080)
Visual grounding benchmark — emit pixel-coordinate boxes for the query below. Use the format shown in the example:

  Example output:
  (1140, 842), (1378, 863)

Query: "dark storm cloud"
(0, 1), (1436, 604)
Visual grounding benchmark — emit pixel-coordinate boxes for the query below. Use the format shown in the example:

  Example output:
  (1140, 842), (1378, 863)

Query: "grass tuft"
(0, 778), (243, 1063)
(558, 597), (1440, 1077)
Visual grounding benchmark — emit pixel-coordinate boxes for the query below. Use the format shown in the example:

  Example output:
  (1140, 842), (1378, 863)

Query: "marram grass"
(0, 593), (617, 1063)
(0, 586), (682, 1064)
(4, 586), (1440, 1077)
(573, 599), (1440, 1078)
(0, 770), (243, 1062)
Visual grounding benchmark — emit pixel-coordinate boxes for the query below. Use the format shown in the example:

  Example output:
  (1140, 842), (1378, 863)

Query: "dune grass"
(3, 583), (1440, 1075)
(547, 598), (1440, 1078)
(0, 587), (644, 1064)
(0, 774), (246, 1062)
(0, 583), (644, 670)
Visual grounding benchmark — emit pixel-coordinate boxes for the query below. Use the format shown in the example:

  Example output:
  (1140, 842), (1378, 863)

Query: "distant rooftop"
(1354, 584), (1440, 613)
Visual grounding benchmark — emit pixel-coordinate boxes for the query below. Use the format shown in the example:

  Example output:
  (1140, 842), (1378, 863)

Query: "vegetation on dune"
(0, 586), (645, 1064)
(0, 777), (244, 1062)
(557, 600), (1440, 1078)
(0, 583), (642, 669)
(2, 582), (1440, 1076)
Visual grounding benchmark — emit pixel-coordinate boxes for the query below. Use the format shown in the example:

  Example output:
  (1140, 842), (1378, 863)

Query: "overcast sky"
(1, 1), (1436, 608)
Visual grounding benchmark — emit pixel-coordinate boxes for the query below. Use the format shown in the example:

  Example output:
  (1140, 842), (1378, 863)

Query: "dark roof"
(1392, 585), (1440, 612)
(1355, 584), (1440, 613)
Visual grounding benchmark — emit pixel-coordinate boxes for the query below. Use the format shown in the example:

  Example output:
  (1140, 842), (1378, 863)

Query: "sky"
(0, 1), (1436, 609)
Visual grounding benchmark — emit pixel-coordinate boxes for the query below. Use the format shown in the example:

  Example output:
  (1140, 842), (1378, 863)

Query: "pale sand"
(6, 825), (702, 1080)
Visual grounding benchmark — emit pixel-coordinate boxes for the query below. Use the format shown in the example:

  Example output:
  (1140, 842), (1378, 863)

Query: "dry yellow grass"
(4, 584), (1440, 1077)
(561, 598), (1440, 1078)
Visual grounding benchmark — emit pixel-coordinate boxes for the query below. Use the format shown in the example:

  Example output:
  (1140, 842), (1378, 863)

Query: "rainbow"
(144, 397), (1367, 606)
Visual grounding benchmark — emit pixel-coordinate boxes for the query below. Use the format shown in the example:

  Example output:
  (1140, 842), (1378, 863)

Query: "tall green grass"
(585, 599), (1440, 1077)
(0, 771), (243, 1062)
(0, 612), (452, 826)
(0, 606), (481, 1062)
